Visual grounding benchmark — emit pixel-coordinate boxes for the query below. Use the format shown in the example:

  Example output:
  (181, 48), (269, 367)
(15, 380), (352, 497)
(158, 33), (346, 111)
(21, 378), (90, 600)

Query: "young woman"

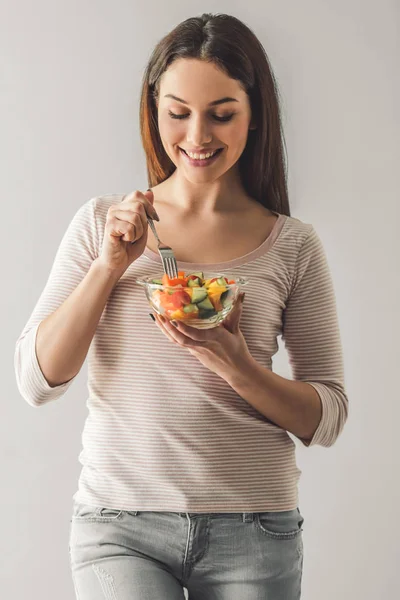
(15, 13), (348, 600)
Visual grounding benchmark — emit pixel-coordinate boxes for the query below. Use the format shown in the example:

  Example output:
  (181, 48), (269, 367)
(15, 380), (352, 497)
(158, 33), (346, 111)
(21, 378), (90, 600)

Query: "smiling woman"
(140, 14), (290, 216)
(14, 11), (348, 600)
(153, 58), (256, 186)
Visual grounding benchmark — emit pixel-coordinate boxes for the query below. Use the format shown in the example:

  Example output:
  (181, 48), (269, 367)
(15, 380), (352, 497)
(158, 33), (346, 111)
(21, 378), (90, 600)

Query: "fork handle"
(147, 217), (161, 245)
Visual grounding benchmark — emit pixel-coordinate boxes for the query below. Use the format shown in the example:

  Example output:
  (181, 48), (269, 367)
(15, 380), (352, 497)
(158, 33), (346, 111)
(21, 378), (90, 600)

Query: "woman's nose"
(185, 117), (213, 147)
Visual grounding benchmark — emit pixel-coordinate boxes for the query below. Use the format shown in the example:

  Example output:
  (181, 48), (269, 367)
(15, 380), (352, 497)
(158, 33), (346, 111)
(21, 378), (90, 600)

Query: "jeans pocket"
(255, 508), (304, 540)
(71, 501), (124, 522)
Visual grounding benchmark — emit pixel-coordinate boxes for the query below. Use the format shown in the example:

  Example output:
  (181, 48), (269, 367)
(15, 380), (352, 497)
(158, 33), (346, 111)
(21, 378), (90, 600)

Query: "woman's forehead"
(158, 60), (246, 103)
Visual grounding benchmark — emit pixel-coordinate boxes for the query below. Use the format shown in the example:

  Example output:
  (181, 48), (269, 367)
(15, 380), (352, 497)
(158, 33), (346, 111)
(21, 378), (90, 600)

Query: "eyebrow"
(164, 94), (239, 107)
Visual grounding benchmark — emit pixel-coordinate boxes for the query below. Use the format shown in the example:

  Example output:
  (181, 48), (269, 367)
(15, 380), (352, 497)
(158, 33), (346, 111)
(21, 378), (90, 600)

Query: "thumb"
(145, 188), (154, 205)
(222, 292), (245, 334)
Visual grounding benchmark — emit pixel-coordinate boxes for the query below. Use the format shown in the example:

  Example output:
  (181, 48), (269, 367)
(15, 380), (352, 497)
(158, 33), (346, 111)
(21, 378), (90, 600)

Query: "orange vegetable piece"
(162, 274), (187, 287)
(208, 294), (223, 311)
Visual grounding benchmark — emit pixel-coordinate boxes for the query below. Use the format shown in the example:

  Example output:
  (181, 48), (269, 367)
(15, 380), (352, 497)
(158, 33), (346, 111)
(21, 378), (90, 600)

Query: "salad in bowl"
(136, 271), (248, 329)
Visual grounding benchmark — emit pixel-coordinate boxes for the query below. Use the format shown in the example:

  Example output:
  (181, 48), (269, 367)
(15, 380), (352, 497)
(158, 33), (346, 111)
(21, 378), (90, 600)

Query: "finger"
(108, 200), (148, 232)
(222, 293), (244, 333)
(115, 199), (155, 223)
(109, 207), (146, 225)
(171, 320), (217, 343)
(142, 189), (159, 219)
(144, 189), (155, 205)
(106, 215), (143, 243)
(157, 316), (205, 347)
(109, 207), (147, 239)
(154, 314), (177, 345)
(121, 190), (158, 221)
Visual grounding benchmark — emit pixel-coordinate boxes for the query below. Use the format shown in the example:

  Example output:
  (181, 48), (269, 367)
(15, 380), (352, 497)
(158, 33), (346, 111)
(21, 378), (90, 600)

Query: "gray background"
(2, 1), (399, 598)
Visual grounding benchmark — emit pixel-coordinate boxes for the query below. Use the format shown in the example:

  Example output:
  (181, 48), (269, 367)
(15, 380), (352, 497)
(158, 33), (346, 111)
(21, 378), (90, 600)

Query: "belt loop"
(242, 512), (254, 522)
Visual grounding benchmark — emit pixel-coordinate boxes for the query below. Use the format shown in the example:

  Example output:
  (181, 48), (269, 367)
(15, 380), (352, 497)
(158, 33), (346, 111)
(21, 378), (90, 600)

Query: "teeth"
(185, 150), (218, 160)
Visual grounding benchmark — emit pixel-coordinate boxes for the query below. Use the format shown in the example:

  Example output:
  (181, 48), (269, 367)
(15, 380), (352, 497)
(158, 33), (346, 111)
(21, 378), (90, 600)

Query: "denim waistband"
(123, 511), (257, 522)
(176, 512), (255, 522)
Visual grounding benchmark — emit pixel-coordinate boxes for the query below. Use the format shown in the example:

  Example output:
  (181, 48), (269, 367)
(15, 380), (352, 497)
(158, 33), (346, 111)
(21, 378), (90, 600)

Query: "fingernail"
(149, 313), (155, 321)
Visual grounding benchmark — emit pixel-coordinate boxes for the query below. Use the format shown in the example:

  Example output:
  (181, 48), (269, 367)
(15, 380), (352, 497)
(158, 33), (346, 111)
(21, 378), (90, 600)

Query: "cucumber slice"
(187, 277), (201, 288)
(151, 279), (163, 285)
(187, 271), (204, 279)
(197, 297), (214, 310)
(183, 303), (198, 314)
(220, 289), (233, 307)
(191, 287), (208, 304)
(216, 277), (226, 286)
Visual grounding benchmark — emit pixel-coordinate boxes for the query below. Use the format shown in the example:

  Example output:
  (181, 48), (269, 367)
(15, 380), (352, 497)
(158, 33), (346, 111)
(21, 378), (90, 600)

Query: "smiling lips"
(179, 147), (223, 165)
(181, 147), (222, 156)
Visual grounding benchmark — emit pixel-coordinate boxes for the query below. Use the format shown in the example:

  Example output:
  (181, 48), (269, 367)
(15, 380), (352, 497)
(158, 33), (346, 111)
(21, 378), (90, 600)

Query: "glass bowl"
(136, 271), (249, 329)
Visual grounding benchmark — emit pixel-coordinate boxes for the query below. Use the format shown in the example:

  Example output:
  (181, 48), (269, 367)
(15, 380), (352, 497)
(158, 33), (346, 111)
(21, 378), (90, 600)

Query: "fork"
(146, 217), (178, 279)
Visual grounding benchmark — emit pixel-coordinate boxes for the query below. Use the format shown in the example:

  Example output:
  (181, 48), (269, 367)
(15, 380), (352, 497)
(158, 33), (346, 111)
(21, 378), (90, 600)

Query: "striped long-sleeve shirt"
(14, 194), (348, 512)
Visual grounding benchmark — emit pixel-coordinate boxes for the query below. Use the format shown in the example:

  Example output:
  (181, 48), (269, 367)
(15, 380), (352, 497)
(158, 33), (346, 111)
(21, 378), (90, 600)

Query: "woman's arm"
(14, 198), (105, 406)
(228, 225), (348, 448)
(224, 360), (323, 444)
(35, 258), (120, 388)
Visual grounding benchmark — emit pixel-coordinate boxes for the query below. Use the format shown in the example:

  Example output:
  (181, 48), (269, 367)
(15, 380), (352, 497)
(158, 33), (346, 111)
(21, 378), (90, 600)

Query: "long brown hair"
(139, 13), (290, 216)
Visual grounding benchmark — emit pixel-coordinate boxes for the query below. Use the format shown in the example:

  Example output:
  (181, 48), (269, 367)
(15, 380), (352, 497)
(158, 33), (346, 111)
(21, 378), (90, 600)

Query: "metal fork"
(146, 217), (178, 279)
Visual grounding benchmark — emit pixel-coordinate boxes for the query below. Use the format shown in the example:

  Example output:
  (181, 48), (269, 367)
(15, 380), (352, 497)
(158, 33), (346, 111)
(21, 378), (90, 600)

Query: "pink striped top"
(14, 194), (348, 512)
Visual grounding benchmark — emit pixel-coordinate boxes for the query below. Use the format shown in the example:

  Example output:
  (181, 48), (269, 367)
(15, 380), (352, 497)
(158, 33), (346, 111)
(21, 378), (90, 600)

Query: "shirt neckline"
(143, 211), (288, 271)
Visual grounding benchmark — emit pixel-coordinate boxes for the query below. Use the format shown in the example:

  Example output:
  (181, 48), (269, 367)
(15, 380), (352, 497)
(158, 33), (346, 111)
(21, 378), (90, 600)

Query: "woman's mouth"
(179, 147), (224, 167)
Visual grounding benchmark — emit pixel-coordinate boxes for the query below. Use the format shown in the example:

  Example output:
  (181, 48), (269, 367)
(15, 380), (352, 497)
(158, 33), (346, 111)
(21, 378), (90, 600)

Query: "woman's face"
(156, 58), (255, 183)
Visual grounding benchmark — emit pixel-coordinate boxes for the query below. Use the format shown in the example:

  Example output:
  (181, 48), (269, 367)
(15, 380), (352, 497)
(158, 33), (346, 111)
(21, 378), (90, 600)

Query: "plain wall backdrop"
(2, 1), (399, 598)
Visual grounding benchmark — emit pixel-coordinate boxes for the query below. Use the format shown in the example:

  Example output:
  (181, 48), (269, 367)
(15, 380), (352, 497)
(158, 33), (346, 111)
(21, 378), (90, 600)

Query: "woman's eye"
(168, 111), (234, 123)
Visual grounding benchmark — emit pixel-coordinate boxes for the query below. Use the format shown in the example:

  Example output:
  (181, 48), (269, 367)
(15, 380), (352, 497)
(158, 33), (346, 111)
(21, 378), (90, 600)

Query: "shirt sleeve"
(14, 197), (99, 407)
(281, 225), (349, 447)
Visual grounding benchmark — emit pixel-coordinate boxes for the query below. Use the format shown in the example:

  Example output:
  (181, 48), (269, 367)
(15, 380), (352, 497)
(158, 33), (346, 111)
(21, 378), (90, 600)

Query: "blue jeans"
(69, 500), (304, 599)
